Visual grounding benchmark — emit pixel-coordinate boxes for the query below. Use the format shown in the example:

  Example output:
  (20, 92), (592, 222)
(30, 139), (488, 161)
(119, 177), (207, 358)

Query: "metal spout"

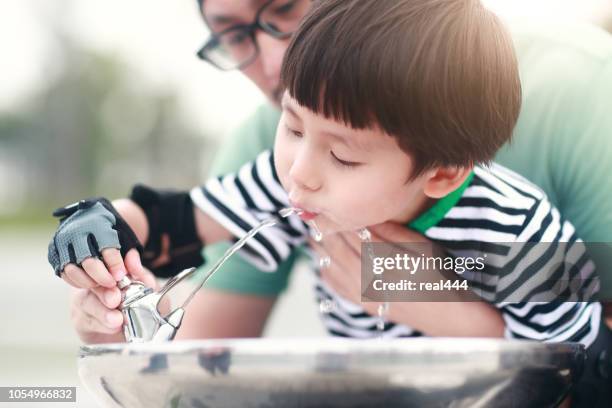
(119, 268), (196, 343)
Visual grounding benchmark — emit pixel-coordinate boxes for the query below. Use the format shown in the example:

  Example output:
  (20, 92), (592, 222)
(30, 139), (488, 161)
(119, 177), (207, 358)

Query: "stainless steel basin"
(78, 338), (584, 407)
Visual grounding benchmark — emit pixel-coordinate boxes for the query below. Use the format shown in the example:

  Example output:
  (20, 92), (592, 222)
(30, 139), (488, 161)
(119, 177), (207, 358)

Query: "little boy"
(186, 0), (601, 345)
(49, 0), (609, 404)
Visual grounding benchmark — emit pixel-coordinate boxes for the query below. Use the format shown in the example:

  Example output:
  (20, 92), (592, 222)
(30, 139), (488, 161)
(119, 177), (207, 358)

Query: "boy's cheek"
(347, 202), (394, 230)
(324, 200), (375, 232)
(273, 153), (290, 191)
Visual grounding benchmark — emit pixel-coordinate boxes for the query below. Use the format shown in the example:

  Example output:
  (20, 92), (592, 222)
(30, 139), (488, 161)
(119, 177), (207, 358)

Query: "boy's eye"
(286, 126), (303, 138)
(331, 151), (360, 168)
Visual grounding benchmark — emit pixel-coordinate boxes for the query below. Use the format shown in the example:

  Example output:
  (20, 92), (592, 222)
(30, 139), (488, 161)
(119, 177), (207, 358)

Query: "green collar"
(408, 172), (474, 233)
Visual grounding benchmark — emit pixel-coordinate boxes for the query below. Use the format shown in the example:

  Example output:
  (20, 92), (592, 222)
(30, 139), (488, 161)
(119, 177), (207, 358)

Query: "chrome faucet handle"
(118, 268), (197, 343)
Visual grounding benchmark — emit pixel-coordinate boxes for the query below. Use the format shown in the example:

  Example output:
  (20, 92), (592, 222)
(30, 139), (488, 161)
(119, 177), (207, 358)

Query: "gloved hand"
(48, 198), (143, 277)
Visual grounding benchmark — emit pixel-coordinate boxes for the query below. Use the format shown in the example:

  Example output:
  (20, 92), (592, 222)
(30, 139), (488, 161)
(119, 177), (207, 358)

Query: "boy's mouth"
(298, 210), (318, 221)
(289, 200), (319, 221)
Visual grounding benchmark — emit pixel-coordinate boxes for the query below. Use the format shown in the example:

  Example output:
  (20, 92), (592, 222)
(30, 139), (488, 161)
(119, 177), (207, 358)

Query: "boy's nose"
(288, 152), (321, 193)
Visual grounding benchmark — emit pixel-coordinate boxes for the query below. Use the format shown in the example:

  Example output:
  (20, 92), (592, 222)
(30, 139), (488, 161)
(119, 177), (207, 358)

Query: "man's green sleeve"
(197, 104), (293, 296)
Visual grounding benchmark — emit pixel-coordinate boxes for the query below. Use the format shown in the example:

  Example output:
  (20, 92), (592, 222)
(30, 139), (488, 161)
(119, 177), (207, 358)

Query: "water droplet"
(358, 227), (376, 262)
(358, 228), (371, 242)
(377, 302), (389, 315)
(319, 298), (336, 314)
(319, 256), (331, 268)
(376, 302), (389, 335)
(279, 207), (303, 218)
(309, 220), (323, 242)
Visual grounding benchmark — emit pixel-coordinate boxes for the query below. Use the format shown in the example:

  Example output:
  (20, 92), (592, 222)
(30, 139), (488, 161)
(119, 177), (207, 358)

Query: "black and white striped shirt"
(191, 150), (601, 347)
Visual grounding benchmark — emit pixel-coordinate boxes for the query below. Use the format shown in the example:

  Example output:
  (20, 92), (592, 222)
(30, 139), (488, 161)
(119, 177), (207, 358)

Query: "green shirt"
(202, 19), (612, 299)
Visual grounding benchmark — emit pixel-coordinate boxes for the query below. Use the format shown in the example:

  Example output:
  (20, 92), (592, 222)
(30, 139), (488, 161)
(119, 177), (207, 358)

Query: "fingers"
(310, 235), (360, 275)
(61, 248), (157, 295)
(310, 238), (361, 302)
(310, 232), (359, 260)
(124, 248), (144, 277)
(309, 240), (341, 271)
(81, 257), (116, 288)
(370, 223), (446, 260)
(61, 269), (80, 288)
(337, 232), (361, 255)
(91, 285), (122, 309)
(63, 264), (97, 289)
(125, 249), (157, 289)
(369, 223), (432, 258)
(62, 251), (121, 290)
(72, 289), (124, 335)
(101, 248), (127, 281)
(320, 260), (357, 301)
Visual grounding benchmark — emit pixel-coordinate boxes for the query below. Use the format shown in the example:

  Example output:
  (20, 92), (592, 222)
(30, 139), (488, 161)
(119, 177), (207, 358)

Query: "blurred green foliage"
(0, 36), (213, 224)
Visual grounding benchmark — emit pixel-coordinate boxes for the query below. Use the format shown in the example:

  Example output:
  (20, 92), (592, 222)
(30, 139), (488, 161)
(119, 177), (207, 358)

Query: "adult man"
(68, 0), (612, 344)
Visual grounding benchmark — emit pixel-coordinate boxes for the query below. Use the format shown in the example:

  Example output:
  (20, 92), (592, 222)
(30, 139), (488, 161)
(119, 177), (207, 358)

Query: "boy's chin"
(310, 217), (368, 237)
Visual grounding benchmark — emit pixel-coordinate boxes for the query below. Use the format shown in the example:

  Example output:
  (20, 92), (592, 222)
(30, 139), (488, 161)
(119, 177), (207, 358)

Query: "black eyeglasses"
(197, 0), (311, 71)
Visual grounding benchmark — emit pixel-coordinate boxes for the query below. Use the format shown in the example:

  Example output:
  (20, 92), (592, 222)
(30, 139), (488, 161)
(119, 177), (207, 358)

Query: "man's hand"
(48, 198), (145, 279)
(69, 260), (158, 344)
(50, 198), (150, 289)
(68, 245), (157, 345)
(309, 222), (431, 315)
(310, 221), (505, 337)
(49, 197), (158, 343)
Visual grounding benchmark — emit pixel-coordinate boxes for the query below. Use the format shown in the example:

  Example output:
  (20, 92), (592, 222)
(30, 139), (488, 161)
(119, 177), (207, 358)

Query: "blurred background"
(0, 0), (611, 406)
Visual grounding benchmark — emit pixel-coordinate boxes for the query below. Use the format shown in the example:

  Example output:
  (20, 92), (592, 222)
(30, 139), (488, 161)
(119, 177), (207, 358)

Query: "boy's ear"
(423, 166), (473, 199)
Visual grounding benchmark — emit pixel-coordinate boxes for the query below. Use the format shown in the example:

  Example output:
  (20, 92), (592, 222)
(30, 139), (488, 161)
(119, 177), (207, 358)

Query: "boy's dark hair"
(281, 0), (522, 178)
